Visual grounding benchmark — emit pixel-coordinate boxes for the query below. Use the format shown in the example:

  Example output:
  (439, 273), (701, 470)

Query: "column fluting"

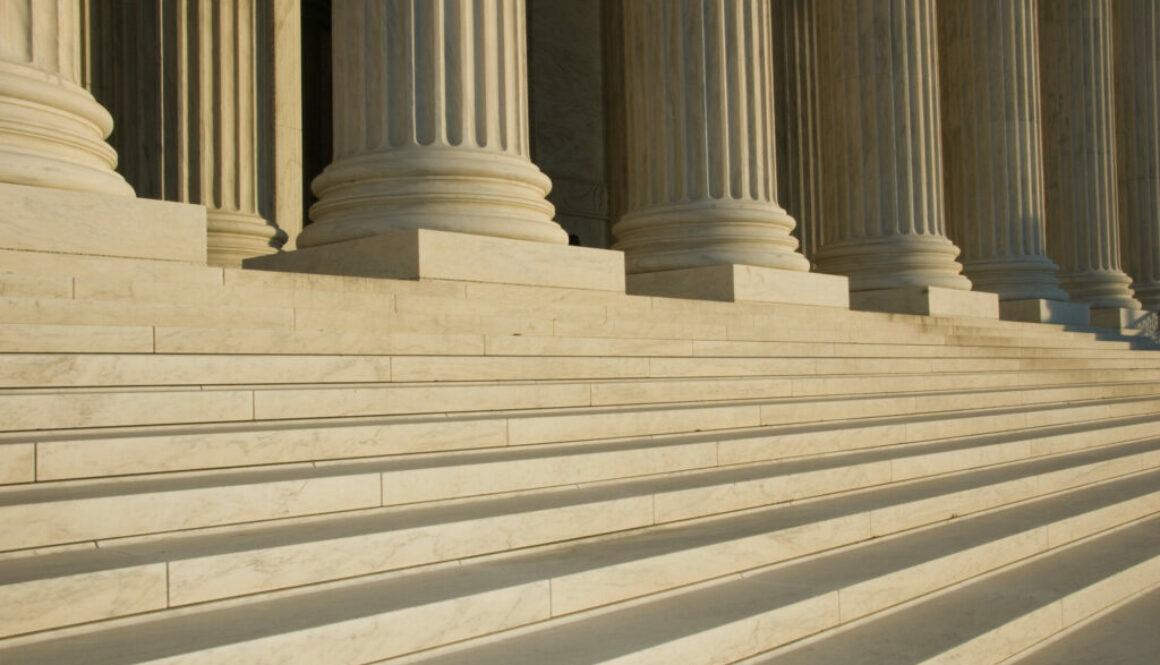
(183, 0), (282, 267)
(1039, 0), (1138, 309)
(771, 0), (823, 263)
(612, 0), (810, 275)
(300, 0), (565, 249)
(937, 0), (1067, 301)
(1113, 0), (1160, 309)
(813, 0), (971, 292)
(0, 0), (132, 196)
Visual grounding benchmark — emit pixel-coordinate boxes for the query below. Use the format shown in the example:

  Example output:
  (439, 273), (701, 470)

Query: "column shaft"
(1113, 0), (1160, 309)
(772, 0), (823, 262)
(0, 0), (132, 195)
(938, 0), (1067, 301)
(1039, 0), (1137, 308)
(814, 0), (970, 292)
(182, 0), (282, 266)
(301, 0), (564, 249)
(613, 0), (809, 275)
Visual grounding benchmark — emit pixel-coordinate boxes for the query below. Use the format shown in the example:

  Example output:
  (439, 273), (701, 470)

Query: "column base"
(625, 264), (849, 308)
(0, 182), (205, 263)
(850, 286), (999, 319)
(999, 299), (1090, 326)
(1089, 306), (1149, 331)
(244, 229), (625, 292)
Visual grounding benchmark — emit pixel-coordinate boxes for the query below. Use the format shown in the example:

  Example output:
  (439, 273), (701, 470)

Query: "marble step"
(15, 385), (1160, 485)
(2, 370), (1157, 434)
(3, 431), (1158, 648)
(0, 249), (1142, 347)
(4, 393), (1158, 556)
(745, 517), (1160, 665)
(3, 346), (1157, 388)
(0, 286), (1135, 352)
(397, 485), (1160, 665)
(4, 318), (1135, 360)
(9, 461), (1149, 665)
(999, 583), (1160, 665)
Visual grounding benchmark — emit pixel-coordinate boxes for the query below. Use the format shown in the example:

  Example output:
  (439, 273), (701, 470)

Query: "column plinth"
(299, 0), (565, 249)
(0, 0), (132, 196)
(1039, 0), (1140, 314)
(613, 0), (810, 277)
(814, 0), (975, 308)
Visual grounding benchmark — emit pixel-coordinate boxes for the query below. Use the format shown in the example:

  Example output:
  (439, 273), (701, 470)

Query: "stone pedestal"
(938, 0), (1071, 311)
(1039, 0), (1140, 311)
(1000, 299), (1091, 326)
(627, 265), (848, 307)
(299, 0), (565, 249)
(0, 183), (205, 264)
(1113, 0), (1160, 310)
(851, 287), (1000, 320)
(1089, 306), (1149, 331)
(0, 0), (132, 196)
(814, 0), (974, 303)
(246, 229), (623, 292)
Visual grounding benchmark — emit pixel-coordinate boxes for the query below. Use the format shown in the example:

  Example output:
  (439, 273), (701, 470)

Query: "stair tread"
(405, 507), (1160, 665)
(1002, 583), (1160, 665)
(4, 451), (1159, 664)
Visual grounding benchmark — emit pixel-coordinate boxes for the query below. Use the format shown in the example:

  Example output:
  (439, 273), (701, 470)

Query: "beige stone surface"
(0, 443), (33, 485)
(851, 286), (1000, 318)
(0, 323), (154, 353)
(0, 563), (167, 638)
(0, 389), (254, 431)
(0, 183), (206, 263)
(164, 495), (652, 607)
(0, 472), (382, 550)
(1000, 299), (1091, 325)
(627, 265), (849, 308)
(35, 417), (509, 480)
(248, 229), (625, 291)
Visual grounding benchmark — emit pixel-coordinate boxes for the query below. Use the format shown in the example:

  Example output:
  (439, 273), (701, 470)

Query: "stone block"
(626, 264), (850, 308)
(1000, 298), (1091, 325)
(850, 286), (1000, 319)
(245, 228), (626, 292)
(1089, 305), (1150, 330)
(0, 182), (206, 264)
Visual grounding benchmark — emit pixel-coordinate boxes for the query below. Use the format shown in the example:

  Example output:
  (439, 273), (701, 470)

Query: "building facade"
(3, 0), (1159, 323)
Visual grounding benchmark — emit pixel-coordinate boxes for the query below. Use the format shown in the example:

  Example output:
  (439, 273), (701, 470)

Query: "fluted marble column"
(613, 0), (810, 275)
(300, 0), (565, 249)
(814, 0), (971, 292)
(0, 0), (132, 196)
(772, 0), (823, 263)
(183, 0), (281, 267)
(938, 0), (1068, 302)
(1039, 0), (1138, 309)
(1113, 0), (1160, 309)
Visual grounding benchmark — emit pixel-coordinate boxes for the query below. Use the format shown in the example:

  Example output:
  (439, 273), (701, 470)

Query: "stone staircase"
(1, 250), (1159, 664)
